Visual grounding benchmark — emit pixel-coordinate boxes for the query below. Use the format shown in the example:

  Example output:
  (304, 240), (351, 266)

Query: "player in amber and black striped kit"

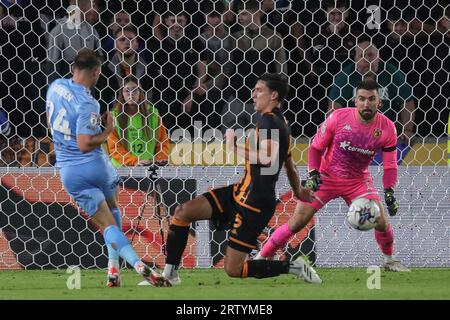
(153, 73), (321, 287)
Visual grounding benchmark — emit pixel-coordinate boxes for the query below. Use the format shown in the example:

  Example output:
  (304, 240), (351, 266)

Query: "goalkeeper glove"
(304, 169), (322, 192)
(384, 188), (398, 216)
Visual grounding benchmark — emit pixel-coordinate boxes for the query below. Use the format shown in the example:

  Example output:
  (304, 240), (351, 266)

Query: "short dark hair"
(202, 0), (225, 16)
(259, 73), (289, 103)
(356, 79), (379, 92)
(357, 34), (377, 47)
(238, 0), (260, 12)
(162, 10), (189, 22)
(323, 0), (348, 11)
(114, 24), (137, 38)
(72, 48), (102, 71)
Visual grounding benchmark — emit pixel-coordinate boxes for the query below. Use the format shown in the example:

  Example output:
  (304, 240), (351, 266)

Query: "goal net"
(0, 0), (448, 269)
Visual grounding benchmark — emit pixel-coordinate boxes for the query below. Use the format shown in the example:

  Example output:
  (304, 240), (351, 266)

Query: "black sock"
(165, 224), (190, 266)
(243, 260), (290, 279)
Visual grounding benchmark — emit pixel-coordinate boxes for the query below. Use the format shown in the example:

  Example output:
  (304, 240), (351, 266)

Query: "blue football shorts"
(60, 155), (121, 216)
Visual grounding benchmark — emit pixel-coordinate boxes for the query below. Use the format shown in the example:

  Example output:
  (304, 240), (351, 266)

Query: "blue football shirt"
(46, 78), (106, 167)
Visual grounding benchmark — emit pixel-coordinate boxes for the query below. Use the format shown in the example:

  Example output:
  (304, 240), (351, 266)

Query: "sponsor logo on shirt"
(339, 140), (374, 156)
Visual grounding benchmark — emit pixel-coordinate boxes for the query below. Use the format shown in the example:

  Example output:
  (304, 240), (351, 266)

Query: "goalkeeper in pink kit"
(256, 79), (410, 280)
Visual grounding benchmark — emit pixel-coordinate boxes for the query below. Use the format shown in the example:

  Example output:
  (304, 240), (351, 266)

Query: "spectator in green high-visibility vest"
(107, 76), (170, 167)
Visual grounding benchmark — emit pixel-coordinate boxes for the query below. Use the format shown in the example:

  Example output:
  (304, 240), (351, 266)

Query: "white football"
(346, 198), (380, 231)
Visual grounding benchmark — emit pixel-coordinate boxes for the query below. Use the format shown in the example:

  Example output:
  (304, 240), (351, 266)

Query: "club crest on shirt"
(89, 112), (101, 129)
(373, 128), (382, 138)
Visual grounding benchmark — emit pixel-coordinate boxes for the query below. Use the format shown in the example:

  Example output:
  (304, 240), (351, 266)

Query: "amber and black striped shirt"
(233, 107), (291, 211)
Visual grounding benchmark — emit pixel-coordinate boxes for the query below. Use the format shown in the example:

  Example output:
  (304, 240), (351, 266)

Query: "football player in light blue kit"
(46, 48), (170, 287)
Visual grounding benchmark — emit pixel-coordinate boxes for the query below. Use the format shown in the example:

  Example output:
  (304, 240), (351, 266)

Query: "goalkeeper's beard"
(359, 109), (375, 121)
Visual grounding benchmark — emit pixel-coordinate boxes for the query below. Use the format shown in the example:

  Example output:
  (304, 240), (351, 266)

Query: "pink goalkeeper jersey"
(310, 108), (397, 180)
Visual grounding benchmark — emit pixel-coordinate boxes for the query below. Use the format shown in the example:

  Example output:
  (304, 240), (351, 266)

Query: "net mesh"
(0, 0), (448, 269)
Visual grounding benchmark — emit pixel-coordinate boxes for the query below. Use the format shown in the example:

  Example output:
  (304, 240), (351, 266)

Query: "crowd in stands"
(0, 0), (448, 167)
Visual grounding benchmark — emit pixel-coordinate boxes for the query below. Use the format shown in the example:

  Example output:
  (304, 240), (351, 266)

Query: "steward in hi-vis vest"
(107, 101), (169, 167)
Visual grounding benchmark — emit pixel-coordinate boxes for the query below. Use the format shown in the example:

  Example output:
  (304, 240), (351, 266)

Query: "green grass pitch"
(0, 268), (449, 300)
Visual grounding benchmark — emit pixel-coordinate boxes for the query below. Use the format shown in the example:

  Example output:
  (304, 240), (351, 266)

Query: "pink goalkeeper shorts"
(298, 174), (381, 211)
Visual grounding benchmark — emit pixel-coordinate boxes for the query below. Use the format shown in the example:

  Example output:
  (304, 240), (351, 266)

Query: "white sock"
(384, 254), (394, 263)
(108, 259), (120, 271)
(133, 260), (145, 274)
(163, 264), (178, 278)
(254, 252), (267, 260)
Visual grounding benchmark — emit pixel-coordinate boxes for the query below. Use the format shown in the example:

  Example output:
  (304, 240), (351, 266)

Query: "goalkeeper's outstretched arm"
(285, 156), (301, 195)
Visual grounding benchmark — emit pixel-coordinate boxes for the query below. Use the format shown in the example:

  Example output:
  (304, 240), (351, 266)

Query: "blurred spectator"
(380, 4), (449, 138)
(262, 1), (312, 136)
(417, 5), (449, 137)
(104, 10), (131, 53)
(151, 0), (205, 40)
(222, 1), (311, 137)
(223, 0), (306, 69)
(298, 0), (359, 137)
(223, 0), (273, 33)
(435, 5), (450, 37)
(263, 0), (309, 68)
(107, 76), (169, 167)
(46, 0), (103, 84)
(400, 4), (438, 36)
(105, 25), (150, 93)
(101, 9), (144, 57)
(0, 2), (47, 138)
(184, 0), (230, 131)
(151, 10), (206, 132)
(0, 107), (21, 166)
(380, 7), (423, 75)
(0, 108), (11, 137)
(85, 0), (100, 28)
(0, 2), (46, 62)
(219, 0), (287, 132)
(328, 36), (416, 144)
(308, 0), (357, 76)
(380, 8), (419, 131)
(38, 2), (70, 47)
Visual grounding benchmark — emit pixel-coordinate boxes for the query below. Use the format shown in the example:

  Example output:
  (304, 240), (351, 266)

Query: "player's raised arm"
(306, 111), (337, 190)
(77, 110), (114, 153)
(284, 155), (314, 202)
(309, 112), (337, 164)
